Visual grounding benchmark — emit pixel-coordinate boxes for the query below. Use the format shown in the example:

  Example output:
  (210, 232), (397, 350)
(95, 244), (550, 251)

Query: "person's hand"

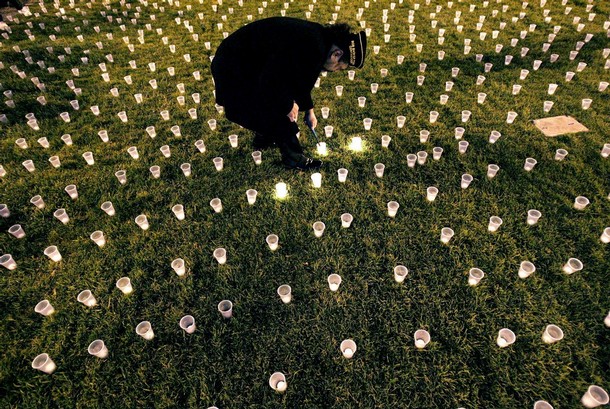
(287, 102), (299, 122)
(304, 109), (317, 129)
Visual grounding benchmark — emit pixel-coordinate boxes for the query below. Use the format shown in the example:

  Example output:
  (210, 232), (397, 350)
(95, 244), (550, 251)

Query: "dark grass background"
(0, 0), (609, 407)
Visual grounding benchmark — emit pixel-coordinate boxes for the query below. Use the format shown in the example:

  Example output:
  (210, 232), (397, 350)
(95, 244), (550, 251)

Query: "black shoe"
(253, 132), (275, 150)
(283, 155), (322, 170)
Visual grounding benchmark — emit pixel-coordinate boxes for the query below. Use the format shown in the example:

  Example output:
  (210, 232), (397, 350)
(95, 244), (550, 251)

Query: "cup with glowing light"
(136, 321), (154, 340)
(387, 201), (399, 218)
(526, 209), (541, 225)
(35, 300), (55, 316)
(518, 261), (536, 279)
(44, 246), (62, 262)
(135, 215), (149, 230)
(32, 354), (56, 374)
(277, 285), (291, 303)
(337, 168), (348, 183)
(381, 135), (391, 148)
(327, 274), (342, 291)
(542, 324), (563, 344)
(275, 182), (288, 199)
(340, 339), (357, 358)
(313, 221), (326, 238)
(393, 265), (408, 283)
(414, 330), (430, 349)
(88, 340), (109, 358)
(213, 157), (224, 171)
(213, 248), (227, 265)
(269, 372), (287, 392)
(77, 290), (97, 307)
(580, 386), (609, 408)
(468, 268), (484, 286)
(440, 227), (454, 244)
(497, 328), (516, 347)
(90, 231), (106, 247)
(180, 315), (196, 334)
(396, 116), (406, 128)
(246, 189), (258, 205)
(554, 149), (568, 161)
(461, 174), (473, 189)
(341, 213), (353, 228)
(1, 254), (17, 270)
(574, 196), (589, 210)
(363, 118), (372, 131)
(488, 216), (503, 232)
(562, 258), (582, 274)
(9, 224), (25, 239)
(218, 300), (233, 318)
(116, 277), (133, 294)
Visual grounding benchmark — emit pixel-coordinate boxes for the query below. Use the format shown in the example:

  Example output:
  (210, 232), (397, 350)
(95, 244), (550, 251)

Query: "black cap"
(347, 31), (367, 68)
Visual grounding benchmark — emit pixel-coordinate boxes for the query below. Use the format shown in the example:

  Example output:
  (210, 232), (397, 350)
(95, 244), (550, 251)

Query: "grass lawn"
(0, 0), (609, 407)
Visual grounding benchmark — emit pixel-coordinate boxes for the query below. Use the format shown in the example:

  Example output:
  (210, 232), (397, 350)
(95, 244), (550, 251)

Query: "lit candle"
(311, 173), (322, 188)
(316, 142), (328, 156)
(276, 381), (287, 392)
(349, 136), (363, 151)
(343, 348), (354, 358)
(275, 182), (288, 199)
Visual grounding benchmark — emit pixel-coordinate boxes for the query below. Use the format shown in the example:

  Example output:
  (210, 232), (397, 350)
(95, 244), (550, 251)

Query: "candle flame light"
(349, 136), (363, 152)
(316, 142), (328, 156)
(275, 182), (288, 200)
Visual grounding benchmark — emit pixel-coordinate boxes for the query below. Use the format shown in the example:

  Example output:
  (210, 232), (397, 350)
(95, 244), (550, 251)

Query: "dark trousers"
(224, 103), (304, 159)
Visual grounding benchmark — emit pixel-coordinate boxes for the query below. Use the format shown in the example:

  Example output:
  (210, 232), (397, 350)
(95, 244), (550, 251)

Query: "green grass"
(1, 0), (609, 407)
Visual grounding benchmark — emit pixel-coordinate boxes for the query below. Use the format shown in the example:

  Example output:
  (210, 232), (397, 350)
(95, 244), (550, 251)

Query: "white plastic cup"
(414, 330), (431, 348)
(136, 321), (154, 340)
(149, 166), (161, 179)
(455, 127), (465, 139)
(600, 144), (610, 158)
(90, 231), (106, 247)
(338, 168), (348, 183)
(381, 135), (391, 148)
(210, 198), (223, 213)
(135, 215), (149, 230)
(387, 201), (399, 218)
(269, 372), (287, 392)
(534, 401), (554, 409)
(461, 174), (473, 189)
(101, 202), (115, 216)
(497, 328), (516, 347)
(407, 153), (417, 168)
(77, 290), (97, 307)
(313, 222), (326, 238)
(426, 187), (439, 202)
(358, 96), (366, 107)
(180, 315), (196, 333)
(487, 164), (499, 179)
(542, 324), (564, 344)
(22, 160), (36, 172)
(1, 254), (17, 270)
(228, 134), (238, 147)
(461, 110), (471, 122)
(218, 300), (233, 318)
(340, 339), (357, 358)
(277, 285), (291, 303)
(116, 277), (133, 294)
(440, 227), (454, 244)
(88, 340), (109, 358)
(363, 118), (372, 131)
(311, 172), (322, 188)
(321, 107), (330, 119)
(488, 216), (503, 232)
(335, 85), (343, 96)
(195, 140), (206, 153)
(0, 204), (9, 218)
(524, 158), (537, 171)
(213, 157), (224, 171)
(65, 184), (78, 200)
(600, 227), (610, 243)
(324, 126), (334, 137)
(49, 156), (61, 168)
(468, 268), (484, 286)
(562, 257), (583, 274)
(172, 204), (185, 220)
(32, 353), (56, 374)
(35, 300), (55, 316)
(266, 234), (279, 251)
(340, 213), (353, 228)
(127, 146), (139, 159)
(506, 111), (518, 124)
(213, 248), (227, 264)
(327, 274), (342, 291)
(44, 246), (62, 262)
(207, 119), (217, 130)
(555, 149), (568, 161)
(246, 189), (258, 205)
(9, 224), (25, 239)
(458, 141), (469, 154)
(171, 258), (186, 276)
(394, 265), (408, 283)
(419, 130), (430, 143)
(429, 111), (439, 123)
(519, 261), (536, 278)
(581, 386), (609, 408)
(31, 195), (45, 209)
(574, 196), (589, 210)
(374, 163), (385, 178)
(432, 147), (443, 160)
(527, 210), (542, 225)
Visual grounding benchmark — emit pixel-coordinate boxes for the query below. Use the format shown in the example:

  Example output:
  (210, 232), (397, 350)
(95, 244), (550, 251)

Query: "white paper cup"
(269, 372), (287, 392)
(213, 248), (227, 264)
(88, 340), (109, 358)
(266, 234), (279, 251)
(180, 315), (196, 333)
(468, 268), (484, 286)
(32, 353), (56, 374)
(393, 265), (408, 283)
(136, 321), (154, 340)
(218, 300), (233, 318)
(327, 274), (342, 291)
(341, 213), (353, 228)
(313, 221), (326, 237)
(497, 328), (516, 347)
(77, 290), (97, 307)
(581, 385), (609, 408)
(518, 261), (536, 278)
(542, 324), (563, 344)
(414, 329), (430, 348)
(562, 257), (583, 274)
(116, 277), (133, 294)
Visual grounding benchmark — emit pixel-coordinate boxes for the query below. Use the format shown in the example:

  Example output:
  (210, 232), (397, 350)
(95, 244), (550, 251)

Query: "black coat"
(211, 17), (333, 126)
